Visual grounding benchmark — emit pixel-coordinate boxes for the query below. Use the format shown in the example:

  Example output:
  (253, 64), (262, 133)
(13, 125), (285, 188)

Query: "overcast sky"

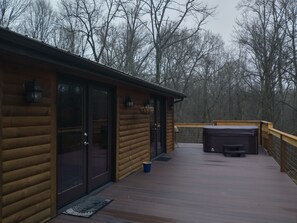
(204, 0), (240, 44)
(52, 0), (240, 45)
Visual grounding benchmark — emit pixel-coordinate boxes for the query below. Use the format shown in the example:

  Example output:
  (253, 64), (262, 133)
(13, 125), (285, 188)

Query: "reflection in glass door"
(57, 81), (86, 208)
(57, 79), (113, 209)
(88, 86), (112, 191)
(150, 98), (165, 159)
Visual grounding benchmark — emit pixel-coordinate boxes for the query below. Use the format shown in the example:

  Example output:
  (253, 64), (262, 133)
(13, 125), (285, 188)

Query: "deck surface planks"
(50, 143), (297, 223)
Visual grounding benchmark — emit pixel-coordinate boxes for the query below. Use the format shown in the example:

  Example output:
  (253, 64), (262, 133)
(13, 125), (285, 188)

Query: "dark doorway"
(57, 78), (113, 209)
(150, 97), (165, 159)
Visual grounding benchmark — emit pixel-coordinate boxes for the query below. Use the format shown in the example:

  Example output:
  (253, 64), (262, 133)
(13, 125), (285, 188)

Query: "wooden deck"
(50, 144), (297, 223)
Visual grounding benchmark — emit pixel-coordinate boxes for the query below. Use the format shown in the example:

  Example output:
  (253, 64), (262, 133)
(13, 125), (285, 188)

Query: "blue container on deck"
(143, 161), (152, 173)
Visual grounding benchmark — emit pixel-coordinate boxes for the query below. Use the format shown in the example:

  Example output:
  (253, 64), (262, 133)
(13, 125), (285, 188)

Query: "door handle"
(84, 141), (89, 146)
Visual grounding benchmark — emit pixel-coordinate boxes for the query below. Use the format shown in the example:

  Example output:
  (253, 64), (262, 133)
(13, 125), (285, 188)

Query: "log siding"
(166, 99), (174, 153)
(0, 55), (177, 222)
(0, 55), (4, 222)
(117, 87), (150, 180)
(0, 56), (55, 223)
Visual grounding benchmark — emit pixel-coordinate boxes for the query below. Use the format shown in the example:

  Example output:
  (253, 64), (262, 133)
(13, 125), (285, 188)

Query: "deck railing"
(175, 120), (297, 184)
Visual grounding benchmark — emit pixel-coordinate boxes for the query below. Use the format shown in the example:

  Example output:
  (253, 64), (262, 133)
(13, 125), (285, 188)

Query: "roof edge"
(0, 27), (186, 99)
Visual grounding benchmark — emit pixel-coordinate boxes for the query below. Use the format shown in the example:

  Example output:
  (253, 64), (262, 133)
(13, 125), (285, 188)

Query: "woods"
(1, 0), (296, 134)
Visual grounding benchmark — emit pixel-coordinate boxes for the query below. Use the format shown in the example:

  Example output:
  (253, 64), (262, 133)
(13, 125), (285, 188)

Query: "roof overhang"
(0, 27), (186, 99)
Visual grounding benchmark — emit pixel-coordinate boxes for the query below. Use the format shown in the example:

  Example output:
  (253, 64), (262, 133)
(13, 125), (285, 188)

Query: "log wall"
(0, 54), (177, 222)
(0, 55), (56, 223)
(166, 99), (174, 153)
(0, 54), (3, 222)
(116, 87), (151, 180)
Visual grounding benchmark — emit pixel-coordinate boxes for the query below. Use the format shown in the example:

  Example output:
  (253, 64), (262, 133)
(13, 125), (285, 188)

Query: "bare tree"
(59, 0), (120, 62)
(165, 31), (227, 122)
(100, 25), (123, 67)
(281, 0), (297, 87)
(115, 0), (151, 76)
(53, 25), (88, 56)
(54, 1), (88, 55)
(18, 0), (57, 43)
(0, 0), (30, 28)
(281, 0), (297, 131)
(199, 34), (226, 122)
(162, 30), (209, 93)
(235, 0), (286, 121)
(142, 0), (214, 83)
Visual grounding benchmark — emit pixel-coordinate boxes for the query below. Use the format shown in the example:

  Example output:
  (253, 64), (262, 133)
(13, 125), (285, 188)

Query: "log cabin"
(0, 27), (185, 222)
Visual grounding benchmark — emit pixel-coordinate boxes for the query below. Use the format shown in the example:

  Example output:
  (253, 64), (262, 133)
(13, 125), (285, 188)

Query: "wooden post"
(267, 122), (274, 156)
(267, 133), (272, 156)
(280, 135), (287, 173)
(260, 121), (263, 146)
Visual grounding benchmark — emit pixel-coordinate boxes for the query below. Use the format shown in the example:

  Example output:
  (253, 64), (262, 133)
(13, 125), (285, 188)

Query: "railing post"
(267, 133), (272, 156)
(280, 135), (287, 173)
(266, 122), (274, 156)
(260, 121), (263, 146)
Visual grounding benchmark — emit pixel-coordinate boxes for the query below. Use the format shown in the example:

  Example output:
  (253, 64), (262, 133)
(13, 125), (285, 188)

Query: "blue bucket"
(143, 161), (152, 173)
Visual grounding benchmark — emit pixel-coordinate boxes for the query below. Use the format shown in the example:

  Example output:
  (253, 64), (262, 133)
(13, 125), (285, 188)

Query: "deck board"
(50, 144), (297, 223)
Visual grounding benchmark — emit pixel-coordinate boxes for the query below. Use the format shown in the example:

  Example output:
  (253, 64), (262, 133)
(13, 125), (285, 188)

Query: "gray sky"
(52, 0), (240, 45)
(205, 0), (240, 44)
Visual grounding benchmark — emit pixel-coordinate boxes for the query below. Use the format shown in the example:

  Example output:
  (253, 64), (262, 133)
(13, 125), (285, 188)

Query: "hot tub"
(203, 126), (258, 154)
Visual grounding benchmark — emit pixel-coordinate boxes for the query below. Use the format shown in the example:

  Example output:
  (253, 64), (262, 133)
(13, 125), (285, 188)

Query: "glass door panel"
(57, 79), (113, 208)
(150, 110), (157, 158)
(150, 98), (165, 159)
(57, 81), (86, 208)
(156, 100), (164, 156)
(88, 86), (112, 191)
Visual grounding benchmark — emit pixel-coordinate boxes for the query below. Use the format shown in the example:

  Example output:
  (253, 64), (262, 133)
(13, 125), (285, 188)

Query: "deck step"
(223, 144), (246, 157)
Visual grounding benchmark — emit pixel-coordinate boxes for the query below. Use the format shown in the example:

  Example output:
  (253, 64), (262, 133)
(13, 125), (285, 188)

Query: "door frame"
(56, 77), (87, 209)
(87, 84), (114, 192)
(56, 75), (116, 209)
(150, 96), (166, 159)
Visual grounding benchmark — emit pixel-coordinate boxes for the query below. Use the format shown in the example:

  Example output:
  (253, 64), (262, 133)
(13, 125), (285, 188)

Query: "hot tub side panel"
(203, 127), (258, 154)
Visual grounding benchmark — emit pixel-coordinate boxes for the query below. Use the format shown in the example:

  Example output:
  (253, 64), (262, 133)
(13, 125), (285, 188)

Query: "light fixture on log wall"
(24, 80), (43, 103)
(139, 99), (154, 114)
(124, 96), (134, 108)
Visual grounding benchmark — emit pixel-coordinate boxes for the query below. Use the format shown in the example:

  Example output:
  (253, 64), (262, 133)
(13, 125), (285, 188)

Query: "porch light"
(140, 99), (154, 114)
(144, 99), (154, 107)
(24, 80), (43, 103)
(124, 96), (134, 108)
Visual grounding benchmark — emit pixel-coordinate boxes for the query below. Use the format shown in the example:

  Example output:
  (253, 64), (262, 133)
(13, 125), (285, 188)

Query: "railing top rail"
(176, 123), (213, 128)
(260, 121), (273, 126)
(214, 120), (262, 124)
(175, 120), (297, 148)
(269, 127), (297, 146)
